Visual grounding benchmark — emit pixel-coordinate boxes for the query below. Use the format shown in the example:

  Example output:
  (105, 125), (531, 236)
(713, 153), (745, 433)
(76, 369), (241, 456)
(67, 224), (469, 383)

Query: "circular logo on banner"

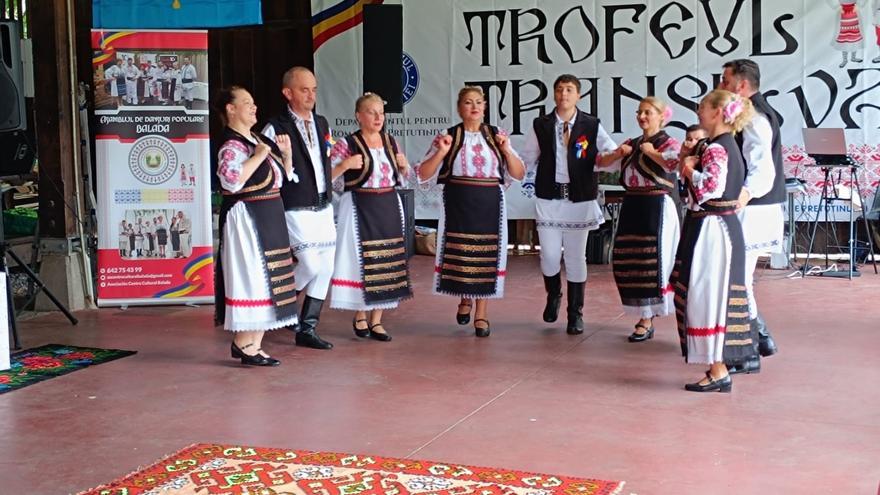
(402, 52), (419, 105)
(128, 136), (178, 185)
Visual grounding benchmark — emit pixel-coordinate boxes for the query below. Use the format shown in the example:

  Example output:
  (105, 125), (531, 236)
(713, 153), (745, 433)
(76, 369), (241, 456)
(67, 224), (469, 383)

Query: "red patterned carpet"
(78, 443), (624, 495)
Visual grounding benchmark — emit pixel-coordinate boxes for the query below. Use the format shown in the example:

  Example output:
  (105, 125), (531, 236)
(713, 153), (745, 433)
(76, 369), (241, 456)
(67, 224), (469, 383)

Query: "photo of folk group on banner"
(92, 29), (214, 306)
(93, 50), (205, 110)
(116, 209), (193, 260)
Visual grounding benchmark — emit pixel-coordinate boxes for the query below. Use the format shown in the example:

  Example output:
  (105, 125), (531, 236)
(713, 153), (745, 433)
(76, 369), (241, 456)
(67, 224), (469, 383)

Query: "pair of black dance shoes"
(456, 302), (490, 337)
(685, 371), (732, 393)
(352, 318), (392, 342)
(231, 342), (280, 367)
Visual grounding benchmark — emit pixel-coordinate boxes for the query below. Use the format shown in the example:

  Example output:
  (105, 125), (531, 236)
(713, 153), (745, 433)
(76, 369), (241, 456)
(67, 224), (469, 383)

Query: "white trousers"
(538, 229), (589, 283)
(285, 208), (336, 300)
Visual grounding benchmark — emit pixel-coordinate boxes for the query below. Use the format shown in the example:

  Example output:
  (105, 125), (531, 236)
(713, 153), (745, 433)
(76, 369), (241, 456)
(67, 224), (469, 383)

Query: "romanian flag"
(93, 0), (262, 29)
(312, 0), (384, 52)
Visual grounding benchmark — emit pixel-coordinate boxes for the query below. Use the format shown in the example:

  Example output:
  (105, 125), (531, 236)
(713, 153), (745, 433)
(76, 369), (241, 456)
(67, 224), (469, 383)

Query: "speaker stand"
(0, 184), (77, 350)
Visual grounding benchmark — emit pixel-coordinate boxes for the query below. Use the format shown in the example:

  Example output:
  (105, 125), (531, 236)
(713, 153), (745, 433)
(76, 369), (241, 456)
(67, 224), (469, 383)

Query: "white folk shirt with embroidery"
(687, 142), (729, 211)
(262, 110), (330, 192)
(519, 111), (617, 183)
(416, 129), (520, 186)
(216, 135), (293, 193)
(739, 112), (775, 199)
(329, 139), (398, 190)
(602, 136), (682, 189)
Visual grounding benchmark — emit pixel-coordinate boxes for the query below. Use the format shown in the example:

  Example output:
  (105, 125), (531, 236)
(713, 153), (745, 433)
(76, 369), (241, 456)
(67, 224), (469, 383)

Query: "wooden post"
(31, 0), (77, 239)
(28, 0), (92, 310)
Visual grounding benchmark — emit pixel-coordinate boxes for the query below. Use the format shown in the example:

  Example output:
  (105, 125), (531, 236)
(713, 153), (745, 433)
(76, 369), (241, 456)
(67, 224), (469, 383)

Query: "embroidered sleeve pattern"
(415, 133), (446, 186)
(329, 138), (351, 168)
(657, 137), (682, 171)
(691, 144), (728, 205)
(217, 139), (251, 193)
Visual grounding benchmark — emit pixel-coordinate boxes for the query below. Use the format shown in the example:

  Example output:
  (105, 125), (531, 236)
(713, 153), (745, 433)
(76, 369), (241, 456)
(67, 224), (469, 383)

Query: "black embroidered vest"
(342, 131), (401, 191)
(266, 109), (333, 210)
(533, 109), (601, 202)
(620, 130), (677, 194)
(693, 133), (745, 214)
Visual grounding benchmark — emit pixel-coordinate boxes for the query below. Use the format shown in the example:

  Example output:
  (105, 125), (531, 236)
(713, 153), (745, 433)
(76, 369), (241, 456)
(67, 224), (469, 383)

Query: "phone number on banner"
(101, 267), (144, 274)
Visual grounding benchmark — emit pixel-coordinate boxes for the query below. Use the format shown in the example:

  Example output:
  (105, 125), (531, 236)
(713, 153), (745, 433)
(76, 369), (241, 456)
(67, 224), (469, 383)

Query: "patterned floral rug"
(78, 443), (624, 495)
(0, 344), (136, 394)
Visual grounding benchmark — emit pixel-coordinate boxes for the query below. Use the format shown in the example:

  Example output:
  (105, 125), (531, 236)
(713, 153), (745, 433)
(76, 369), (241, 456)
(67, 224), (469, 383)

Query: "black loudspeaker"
(363, 4), (403, 113)
(0, 21), (25, 132)
(0, 130), (35, 175)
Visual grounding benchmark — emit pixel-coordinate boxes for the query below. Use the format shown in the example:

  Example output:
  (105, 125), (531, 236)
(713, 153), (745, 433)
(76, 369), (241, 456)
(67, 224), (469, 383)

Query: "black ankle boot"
(755, 313), (778, 357)
(294, 296), (333, 350)
(542, 273), (562, 323)
(566, 281), (585, 335)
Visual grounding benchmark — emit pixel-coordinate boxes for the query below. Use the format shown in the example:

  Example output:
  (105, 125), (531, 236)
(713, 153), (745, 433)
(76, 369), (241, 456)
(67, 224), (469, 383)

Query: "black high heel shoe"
(684, 371), (732, 393)
(353, 318), (370, 338)
(628, 321), (655, 342)
(368, 323), (392, 342)
(474, 319), (491, 338)
(456, 301), (472, 325)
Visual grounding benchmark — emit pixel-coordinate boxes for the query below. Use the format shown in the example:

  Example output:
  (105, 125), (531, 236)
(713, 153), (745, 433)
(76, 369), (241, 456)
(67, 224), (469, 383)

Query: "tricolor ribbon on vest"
(574, 135), (590, 159)
(325, 133), (335, 157)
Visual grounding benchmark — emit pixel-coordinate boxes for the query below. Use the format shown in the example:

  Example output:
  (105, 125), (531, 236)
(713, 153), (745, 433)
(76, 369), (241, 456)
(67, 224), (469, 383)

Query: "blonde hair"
(355, 92), (384, 113)
(457, 86), (484, 106)
(641, 96), (672, 126)
(701, 89), (754, 134)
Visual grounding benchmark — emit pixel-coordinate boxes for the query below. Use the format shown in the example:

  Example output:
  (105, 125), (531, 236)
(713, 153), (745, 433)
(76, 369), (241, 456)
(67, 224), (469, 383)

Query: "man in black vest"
(262, 66), (338, 350)
(519, 74), (618, 335)
(719, 59), (783, 373)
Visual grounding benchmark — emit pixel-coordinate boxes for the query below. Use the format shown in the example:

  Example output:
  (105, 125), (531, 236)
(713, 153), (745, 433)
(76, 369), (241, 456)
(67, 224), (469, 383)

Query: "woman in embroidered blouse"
(416, 86), (525, 337)
(599, 96), (681, 342)
(327, 93), (412, 342)
(215, 86), (299, 366)
(674, 89), (755, 392)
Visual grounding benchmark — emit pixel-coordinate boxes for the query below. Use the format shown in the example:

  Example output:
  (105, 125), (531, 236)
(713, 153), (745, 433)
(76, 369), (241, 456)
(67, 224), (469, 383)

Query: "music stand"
(800, 129), (878, 279)
(0, 178), (78, 350)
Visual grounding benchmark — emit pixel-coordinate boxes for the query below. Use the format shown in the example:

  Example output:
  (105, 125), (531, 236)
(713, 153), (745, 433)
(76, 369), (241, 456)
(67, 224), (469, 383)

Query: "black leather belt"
(182, 78), (194, 83)
(553, 182), (570, 200)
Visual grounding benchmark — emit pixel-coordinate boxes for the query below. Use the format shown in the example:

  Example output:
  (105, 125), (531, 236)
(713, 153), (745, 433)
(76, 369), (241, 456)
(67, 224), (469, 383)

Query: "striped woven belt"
(449, 177), (500, 187)
(626, 187), (667, 196)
